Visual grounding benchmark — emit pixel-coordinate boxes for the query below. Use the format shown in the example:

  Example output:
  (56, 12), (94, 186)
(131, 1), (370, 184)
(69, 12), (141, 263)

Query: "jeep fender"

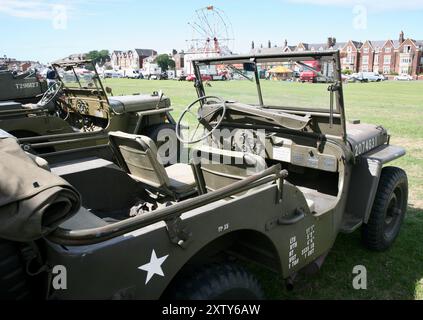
(345, 144), (406, 224)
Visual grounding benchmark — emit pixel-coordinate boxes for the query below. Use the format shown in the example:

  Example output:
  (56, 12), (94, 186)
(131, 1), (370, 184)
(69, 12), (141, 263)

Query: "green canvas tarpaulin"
(0, 133), (80, 242)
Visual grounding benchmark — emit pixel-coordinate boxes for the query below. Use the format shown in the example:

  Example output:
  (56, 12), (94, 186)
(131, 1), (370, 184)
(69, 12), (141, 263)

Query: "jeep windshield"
(53, 60), (104, 91)
(193, 51), (341, 113)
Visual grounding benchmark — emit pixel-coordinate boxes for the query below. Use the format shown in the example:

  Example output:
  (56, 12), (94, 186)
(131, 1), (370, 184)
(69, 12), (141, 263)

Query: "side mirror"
(105, 86), (113, 96)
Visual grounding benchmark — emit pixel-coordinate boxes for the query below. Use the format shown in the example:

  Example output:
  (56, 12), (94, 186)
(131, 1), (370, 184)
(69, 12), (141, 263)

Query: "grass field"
(104, 78), (423, 299)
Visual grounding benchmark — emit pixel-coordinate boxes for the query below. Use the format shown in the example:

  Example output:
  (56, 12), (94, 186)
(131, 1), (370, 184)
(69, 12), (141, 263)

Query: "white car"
(103, 71), (122, 79)
(350, 72), (385, 82)
(394, 74), (413, 81)
(124, 69), (141, 79)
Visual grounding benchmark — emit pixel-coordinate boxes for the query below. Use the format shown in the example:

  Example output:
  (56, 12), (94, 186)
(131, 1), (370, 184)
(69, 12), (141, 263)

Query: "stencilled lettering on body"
(301, 225), (315, 258)
(288, 236), (299, 269)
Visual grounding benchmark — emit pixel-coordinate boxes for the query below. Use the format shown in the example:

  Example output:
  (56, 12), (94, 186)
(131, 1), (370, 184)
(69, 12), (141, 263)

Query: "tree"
(154, 54), (175, 71)
(86, 50), (110, 65)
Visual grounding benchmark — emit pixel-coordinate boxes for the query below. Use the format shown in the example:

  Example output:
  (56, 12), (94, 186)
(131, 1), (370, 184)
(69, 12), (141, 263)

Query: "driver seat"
(108, 131), (196, 199)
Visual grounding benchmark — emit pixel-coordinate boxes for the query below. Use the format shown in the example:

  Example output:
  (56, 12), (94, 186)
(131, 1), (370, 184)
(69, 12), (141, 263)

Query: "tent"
(268, 66), (293, 74)
(268, 65), (293, 80)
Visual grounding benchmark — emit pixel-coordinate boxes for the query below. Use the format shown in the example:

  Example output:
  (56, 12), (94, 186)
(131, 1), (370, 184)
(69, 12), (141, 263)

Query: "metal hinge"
(165, 217), (192, 249)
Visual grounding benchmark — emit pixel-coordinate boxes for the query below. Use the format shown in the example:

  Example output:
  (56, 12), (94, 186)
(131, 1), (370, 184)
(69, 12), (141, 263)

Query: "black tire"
(361, 167), (408, 251)
(169, 263), (264, 300)
(0, 240), (31, 300)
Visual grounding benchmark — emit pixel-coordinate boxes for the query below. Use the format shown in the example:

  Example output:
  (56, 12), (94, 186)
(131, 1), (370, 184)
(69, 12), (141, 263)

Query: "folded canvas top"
(0, 134), (81, 242)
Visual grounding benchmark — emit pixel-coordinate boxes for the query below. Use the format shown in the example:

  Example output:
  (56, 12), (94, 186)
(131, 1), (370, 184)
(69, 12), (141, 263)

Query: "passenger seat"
(108, 131), (197, 199)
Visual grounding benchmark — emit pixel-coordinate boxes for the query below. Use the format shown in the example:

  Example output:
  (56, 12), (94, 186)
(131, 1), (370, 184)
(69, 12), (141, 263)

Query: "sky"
(1, 0), (422, 63)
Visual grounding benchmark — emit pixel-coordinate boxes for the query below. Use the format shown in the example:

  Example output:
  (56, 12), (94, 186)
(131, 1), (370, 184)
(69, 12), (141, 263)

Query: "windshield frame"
(192, 50), (344, 115)
(52, 60), (107, 95)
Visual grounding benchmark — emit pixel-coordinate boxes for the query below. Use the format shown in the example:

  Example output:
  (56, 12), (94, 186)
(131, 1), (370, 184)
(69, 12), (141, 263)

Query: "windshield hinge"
(165, 216), (192, 249)
(327, 83), (341, 92)
(327, 83), (340, 129)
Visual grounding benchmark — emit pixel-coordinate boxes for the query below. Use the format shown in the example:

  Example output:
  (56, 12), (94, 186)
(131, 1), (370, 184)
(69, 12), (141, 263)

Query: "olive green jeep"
(0, 59), (174, 156)
(0, 51), (408, 300)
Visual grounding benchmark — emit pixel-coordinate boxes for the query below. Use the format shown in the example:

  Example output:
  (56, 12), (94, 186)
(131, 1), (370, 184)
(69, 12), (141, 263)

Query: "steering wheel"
(37, 82), (63, 107)
(176, 96), (226, 144)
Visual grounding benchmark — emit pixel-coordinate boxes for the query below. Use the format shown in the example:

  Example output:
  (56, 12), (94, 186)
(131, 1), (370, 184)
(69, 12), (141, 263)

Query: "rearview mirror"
(243, 63), (256, 72)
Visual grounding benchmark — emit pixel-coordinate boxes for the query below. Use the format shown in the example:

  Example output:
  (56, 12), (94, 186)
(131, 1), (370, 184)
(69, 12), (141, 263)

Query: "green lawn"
(104, 78), (423, 299)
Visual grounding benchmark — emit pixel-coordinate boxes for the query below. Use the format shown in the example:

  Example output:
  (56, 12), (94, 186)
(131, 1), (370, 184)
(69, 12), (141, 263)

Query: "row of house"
(0, 57), (44, 73)
(110, 49), (157, 70)
(251, 31), (423, 76)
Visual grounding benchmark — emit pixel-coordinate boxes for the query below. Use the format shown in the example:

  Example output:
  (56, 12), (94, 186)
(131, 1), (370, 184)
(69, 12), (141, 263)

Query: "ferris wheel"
(187, 6), (234, 55)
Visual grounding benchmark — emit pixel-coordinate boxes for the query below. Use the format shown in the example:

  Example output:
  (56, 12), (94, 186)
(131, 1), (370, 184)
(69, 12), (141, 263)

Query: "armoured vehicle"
(0, 69), (47, 104)
(0, 51), (408, 300)
(0, 60), (174, 155)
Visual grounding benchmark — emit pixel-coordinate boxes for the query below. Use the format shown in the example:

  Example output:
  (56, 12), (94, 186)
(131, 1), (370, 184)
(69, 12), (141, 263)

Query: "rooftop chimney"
(251, 41), (255, 49)
(399, 31), (405, 44)
(268, 40), (271, 48)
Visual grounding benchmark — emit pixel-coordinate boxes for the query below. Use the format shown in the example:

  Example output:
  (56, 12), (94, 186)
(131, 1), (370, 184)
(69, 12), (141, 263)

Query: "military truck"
(0, 69), (47, 104)
(0, 51), (408, 300)
(0, 59), (175, 155)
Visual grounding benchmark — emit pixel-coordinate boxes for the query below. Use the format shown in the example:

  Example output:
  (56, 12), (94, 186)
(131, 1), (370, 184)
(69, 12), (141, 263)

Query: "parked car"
(186, 74), (196, 81)
(350, 72), (385, 82)
(158, 71), (168, 80)
(394, 74), (413, 81)
(125, 69), (141, 79)
(103, 71), (122, 79)
(0, 69), (47, 104)
(186, 74), (213, 82)
(341, 74), (351, 82)
(299, 60), (323, 83)
(0, 59), (173, 155)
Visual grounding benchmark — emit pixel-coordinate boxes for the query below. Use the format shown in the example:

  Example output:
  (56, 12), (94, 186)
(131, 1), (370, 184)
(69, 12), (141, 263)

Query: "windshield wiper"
(227, 65), (253, 82)
(295, 61), (333, 82)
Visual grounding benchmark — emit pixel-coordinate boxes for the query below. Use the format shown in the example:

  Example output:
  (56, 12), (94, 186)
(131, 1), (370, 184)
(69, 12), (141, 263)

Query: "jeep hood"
(108, 94), (170, 114)
(346, 122), (389, 156)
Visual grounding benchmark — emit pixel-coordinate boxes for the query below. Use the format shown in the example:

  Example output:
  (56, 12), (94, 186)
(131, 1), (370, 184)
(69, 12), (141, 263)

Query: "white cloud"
(286, 0), (423, 11)
(0, 0), (60, 20)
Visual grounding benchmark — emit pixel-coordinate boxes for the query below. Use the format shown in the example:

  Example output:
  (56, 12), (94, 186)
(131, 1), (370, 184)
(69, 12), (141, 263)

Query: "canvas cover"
(0, 131), (81, 241)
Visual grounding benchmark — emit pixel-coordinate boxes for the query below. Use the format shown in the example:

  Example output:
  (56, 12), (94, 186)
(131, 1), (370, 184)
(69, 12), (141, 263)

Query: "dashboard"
(229, 128), (339, 173)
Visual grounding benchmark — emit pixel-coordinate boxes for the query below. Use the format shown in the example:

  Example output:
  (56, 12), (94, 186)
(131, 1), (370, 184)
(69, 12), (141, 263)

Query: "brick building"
(111, 49), (157, 70)
(251, 31), (423, 77)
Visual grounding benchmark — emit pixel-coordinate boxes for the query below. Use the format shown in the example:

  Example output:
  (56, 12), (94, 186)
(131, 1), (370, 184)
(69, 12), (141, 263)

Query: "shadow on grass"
(254, 206), (423, 300)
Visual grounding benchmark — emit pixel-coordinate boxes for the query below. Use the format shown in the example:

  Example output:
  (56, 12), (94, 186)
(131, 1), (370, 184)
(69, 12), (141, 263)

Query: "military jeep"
(0, 51), (408, 300)
(0, 59), (174, 156)
(0, 69), (47, 104)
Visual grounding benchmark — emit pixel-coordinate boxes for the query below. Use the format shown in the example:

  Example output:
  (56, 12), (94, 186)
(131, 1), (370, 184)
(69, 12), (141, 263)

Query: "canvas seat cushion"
(165, 163), (196, 193)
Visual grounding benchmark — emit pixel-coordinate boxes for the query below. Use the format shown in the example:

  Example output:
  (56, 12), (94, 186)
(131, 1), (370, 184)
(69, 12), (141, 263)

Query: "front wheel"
(168, 263), (264, 300)
(361, 167), (408, 251)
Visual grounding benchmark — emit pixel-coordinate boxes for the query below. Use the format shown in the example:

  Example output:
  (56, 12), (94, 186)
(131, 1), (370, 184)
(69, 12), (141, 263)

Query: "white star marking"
(138, 249), (169, 284)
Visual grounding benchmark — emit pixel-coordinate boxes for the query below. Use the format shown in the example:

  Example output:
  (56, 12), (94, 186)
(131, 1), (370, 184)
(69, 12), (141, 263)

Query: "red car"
(300, 60), (321, 83)
(186, 74), (213, 81)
